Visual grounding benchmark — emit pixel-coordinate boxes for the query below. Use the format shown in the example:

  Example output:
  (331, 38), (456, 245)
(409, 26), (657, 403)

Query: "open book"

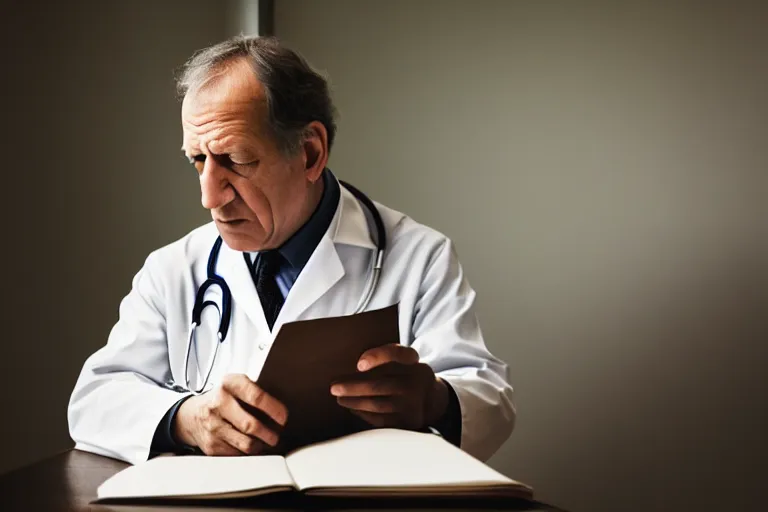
(96, 428), (533, 501)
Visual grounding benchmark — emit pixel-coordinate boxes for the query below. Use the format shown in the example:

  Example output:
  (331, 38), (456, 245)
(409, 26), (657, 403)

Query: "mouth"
(217, 218), (247, 226)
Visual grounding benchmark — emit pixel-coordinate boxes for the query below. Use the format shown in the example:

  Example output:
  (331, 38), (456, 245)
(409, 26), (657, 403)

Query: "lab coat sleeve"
(409, 239), (515, 462)
(67, 251), (190, 465)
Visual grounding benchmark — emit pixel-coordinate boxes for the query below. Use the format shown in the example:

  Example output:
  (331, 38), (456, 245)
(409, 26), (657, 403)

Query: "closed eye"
(188, 154), (206, 173)
(185, 153), (257, 176)
(232, 159), (258, 166)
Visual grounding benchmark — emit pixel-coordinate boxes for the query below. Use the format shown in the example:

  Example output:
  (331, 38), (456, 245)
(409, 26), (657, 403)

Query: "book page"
(285, 429), (528, 494)
(96, 455), (296, 500)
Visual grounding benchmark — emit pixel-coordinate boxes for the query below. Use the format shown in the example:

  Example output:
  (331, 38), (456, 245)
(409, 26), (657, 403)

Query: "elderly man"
(68, 36), (514, 464)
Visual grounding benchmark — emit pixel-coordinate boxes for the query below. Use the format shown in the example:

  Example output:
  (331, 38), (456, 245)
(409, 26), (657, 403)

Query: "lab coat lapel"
(274, 234), (344, 327)
(274, 182), (377, 326)
(332, 184), (378, 251)
(215, 229), (346, 334)
(214, 182), (376, 334)
(218, 241), (270, 332)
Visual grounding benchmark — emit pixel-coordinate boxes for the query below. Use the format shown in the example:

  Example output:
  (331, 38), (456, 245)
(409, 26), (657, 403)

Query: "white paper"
(285, 428), (520, 492)
(97, 455), (295, 499)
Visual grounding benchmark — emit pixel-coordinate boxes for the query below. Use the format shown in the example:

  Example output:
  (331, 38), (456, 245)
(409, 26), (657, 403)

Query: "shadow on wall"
(0, 1), (226, 475)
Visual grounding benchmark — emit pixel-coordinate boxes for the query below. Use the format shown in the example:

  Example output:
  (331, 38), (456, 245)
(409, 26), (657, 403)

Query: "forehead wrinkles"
(182, 72), (268, 153)
(182, 99), (264, 153)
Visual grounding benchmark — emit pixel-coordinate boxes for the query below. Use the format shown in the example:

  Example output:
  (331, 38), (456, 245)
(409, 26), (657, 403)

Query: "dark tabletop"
(0, 449), (566, 512)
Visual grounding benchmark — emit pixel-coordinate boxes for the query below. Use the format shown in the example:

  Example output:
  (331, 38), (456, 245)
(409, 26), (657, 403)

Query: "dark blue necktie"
(249, 251), (284, 330)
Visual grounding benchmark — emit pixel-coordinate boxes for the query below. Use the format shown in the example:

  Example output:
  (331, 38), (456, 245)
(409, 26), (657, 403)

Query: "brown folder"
(254, 304), (400, 454)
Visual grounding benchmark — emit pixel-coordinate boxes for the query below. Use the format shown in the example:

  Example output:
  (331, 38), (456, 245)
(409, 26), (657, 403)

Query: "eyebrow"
(181, 146), (207, 159)
(180, 144), (229, 155)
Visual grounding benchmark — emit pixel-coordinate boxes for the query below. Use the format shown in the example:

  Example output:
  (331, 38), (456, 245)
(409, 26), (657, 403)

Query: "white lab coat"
(67, 184), (515, 464)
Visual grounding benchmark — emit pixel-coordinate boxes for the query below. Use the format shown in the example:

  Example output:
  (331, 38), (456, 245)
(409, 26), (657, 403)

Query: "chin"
(217, 228), (267, 253)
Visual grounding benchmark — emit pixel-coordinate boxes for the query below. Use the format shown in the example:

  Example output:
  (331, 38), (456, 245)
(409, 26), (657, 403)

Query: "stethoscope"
(183, 181), (386, 395)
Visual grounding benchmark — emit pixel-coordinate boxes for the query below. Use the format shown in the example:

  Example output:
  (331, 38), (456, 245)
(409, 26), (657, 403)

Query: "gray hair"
(176, 35), (337, 156)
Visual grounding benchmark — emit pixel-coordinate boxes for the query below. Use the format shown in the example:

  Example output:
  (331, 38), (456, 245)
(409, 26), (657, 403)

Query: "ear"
(302, 121), (329, 183)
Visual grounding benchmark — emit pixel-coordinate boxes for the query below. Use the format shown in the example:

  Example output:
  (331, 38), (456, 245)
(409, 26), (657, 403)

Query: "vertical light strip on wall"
(231, 0), (274, 36)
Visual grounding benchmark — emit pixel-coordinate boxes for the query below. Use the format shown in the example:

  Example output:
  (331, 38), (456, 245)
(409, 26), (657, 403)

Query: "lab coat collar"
(216, 176), (377, 331)
(330, 180), (378, 251)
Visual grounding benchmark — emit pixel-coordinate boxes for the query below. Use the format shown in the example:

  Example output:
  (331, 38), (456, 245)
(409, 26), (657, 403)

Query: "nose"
(199, 158), (235, 210)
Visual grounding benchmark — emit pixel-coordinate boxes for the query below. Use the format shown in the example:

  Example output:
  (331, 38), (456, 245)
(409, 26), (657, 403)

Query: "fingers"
(332, 363), (434, 398)
(331, 375), (408, 397)
(358, 344), (419, 371)
(199, 420), (265, 456)
(336, 395), (400, 414)
(222, 374), (289, 427)
(332, 361), (436, 431)
(202, 438), (242, 456)
(348, 410), (400, 428)
(217, 423), (265, 455)
(348, 405), (425, 431)
(218, 393), (280, 447)
(184, 374), (287, 456)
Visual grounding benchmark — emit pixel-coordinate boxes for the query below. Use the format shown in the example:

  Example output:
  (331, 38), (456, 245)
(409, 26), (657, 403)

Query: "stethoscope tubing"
(183, 183), (384, 395)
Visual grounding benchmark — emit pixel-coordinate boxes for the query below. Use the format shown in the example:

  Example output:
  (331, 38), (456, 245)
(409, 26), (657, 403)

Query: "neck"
(270, 175), (325, 250)
(303, 177), (326, 226)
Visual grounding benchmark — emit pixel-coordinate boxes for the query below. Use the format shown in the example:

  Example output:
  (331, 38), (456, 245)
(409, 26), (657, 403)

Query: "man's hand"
(330, 344), (449, 430)
(173, 374), (288, 456)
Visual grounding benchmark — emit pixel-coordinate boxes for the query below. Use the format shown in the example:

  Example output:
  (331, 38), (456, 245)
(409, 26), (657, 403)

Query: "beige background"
(1, 1), (766, 512)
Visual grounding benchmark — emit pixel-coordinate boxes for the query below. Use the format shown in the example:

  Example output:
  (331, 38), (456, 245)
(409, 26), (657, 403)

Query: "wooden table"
(0, 449), (566, 511)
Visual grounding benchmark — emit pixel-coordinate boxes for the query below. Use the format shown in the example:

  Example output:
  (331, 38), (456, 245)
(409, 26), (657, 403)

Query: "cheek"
(245, 164), (298, 215)
(237, 181), (275, 224)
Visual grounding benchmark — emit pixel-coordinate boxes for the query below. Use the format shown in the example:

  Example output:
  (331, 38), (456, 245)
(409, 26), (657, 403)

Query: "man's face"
(181, 59), (311, 252)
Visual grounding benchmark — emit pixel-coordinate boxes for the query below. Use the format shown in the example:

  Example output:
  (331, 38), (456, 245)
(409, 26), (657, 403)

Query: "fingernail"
(331, 384), (342, 395)
(358, 359), (370, 371)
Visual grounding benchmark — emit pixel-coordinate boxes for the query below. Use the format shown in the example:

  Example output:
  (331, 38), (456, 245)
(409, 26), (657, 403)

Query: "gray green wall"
(273, 1), (767, 511)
